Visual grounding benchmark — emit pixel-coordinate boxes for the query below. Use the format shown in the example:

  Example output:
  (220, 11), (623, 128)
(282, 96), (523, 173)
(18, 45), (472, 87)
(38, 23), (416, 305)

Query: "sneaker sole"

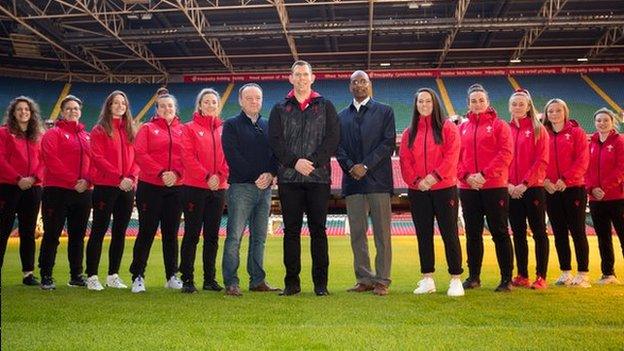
(413, 289), (436, 294)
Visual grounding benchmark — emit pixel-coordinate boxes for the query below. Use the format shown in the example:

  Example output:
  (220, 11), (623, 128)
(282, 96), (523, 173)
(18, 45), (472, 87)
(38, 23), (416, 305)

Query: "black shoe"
(40, 276), (56, 290)
(68, 274), (87, 287)
(279, 286), (301, 296)
(181, 281), (198, 294)
(314, 287), (330, 296)
(462, 277), (481, 289)
(22, 273), (40, 286)
(203, 280), (223, 291)
(494, 280), (512, 292)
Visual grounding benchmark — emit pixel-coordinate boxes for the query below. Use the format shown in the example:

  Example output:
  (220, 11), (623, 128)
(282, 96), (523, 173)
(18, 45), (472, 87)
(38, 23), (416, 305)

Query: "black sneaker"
(181, 281), (198, 294)
(68, 274), (87, 287)
(494, 279), (513, 292)
(314, 287), (330, 296)
(462, 277), (481, 289)
(203, 280), (223, 291)
(279, 286), (301, 296)
(23, 273), (40, 286)
(40, 276), (56, 290)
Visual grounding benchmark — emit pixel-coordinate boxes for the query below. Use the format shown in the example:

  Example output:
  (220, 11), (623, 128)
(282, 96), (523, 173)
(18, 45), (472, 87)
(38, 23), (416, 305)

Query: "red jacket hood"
(466, 107), (498, 123)
(192, 112), (222, 130)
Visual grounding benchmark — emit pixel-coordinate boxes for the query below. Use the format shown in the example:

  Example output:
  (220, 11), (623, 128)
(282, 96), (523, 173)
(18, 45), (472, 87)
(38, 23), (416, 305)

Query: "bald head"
(349, 70), (371, 102)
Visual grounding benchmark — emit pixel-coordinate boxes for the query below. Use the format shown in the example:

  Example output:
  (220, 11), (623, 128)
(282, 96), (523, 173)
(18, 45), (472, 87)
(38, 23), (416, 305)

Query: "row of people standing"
(399, 83), (624, 294)
(0, 86), (279, 294)
(2, 65), (623, 296)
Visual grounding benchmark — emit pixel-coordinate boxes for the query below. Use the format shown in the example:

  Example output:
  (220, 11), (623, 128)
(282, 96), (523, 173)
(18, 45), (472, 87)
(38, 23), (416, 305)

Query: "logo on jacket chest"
(524, 130), (532, 138)
(564, 133), (571, 140)
(198, 131), (204, 137)
(64, 133), (70, 139)
(607, 144), (614, 152)
(485, 126), (493, 134)
(153, 129), (159, 135)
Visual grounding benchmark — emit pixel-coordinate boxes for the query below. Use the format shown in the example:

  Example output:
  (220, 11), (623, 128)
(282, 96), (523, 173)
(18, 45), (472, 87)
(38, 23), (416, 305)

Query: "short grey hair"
(238, 83), (263, 99)
(291, 60), (312, 74)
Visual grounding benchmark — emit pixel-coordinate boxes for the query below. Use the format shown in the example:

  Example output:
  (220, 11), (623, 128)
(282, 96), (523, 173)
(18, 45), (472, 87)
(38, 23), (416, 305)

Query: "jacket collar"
(151, 115), (180, 128)
(591, 129), (618, 143)
(466, 107), (498, 123)
(192, 111), (222, 130)
(55, 119), (84, 133)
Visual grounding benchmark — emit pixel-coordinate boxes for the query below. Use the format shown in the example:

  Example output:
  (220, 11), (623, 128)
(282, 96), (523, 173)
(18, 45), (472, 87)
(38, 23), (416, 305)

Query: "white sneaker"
(86, 275), (104, 291)
(165, 275), (183, 289)
(413, 277), (436, 294)
(596, 275), (621, 285)
(555, 271), (573, 286)
(106, 274), (128, 289)
(132, 276), (146, 293)
(570, 274), (591, 288)
(447, 278), (465, 297)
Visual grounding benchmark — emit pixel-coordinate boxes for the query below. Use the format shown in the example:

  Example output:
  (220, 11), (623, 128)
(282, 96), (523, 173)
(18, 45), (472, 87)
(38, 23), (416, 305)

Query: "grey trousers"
(346, 193), (392, 286)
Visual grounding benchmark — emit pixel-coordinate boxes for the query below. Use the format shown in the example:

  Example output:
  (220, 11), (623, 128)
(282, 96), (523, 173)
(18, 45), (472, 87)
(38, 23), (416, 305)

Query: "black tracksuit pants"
(0, 184), (41, 272)
(278, 182), (330, 290)
(179, 186), (225, 283)
(86, 185), (134, 277)
(509, 187), (549, 278)
(459, 187), (514, 281)
(408, 186), (463, 275)
(130, 181), (182, 280)
(38, 186), (92, 278)
(589, 199), (624, 276)
(545, 187), (589, 272)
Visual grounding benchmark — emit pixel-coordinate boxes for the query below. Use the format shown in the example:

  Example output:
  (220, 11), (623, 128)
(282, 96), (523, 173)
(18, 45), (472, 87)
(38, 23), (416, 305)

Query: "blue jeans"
(222, 183), (271, 288)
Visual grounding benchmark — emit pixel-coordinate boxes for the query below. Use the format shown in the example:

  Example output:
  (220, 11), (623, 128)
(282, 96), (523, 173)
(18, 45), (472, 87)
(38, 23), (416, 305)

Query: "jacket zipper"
(119, 125), (127, 178)
(210, 121), (217, 175)
(598, 142), (603, 189)
(473, 116), (479, 173)
(26, 140), (31, 177)
(554, 134), (561, 179)
(423, 119), (428, 174)
(167, 123), (172, 171)
(77, 130), (83, 179)
(514, 125), (519, 184)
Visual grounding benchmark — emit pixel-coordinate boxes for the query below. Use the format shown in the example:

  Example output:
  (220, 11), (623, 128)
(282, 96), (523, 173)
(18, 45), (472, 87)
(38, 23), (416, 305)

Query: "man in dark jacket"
(336, 70), (396, 296)
(221, 83), (281, 296)
(268, 60), (340, 296)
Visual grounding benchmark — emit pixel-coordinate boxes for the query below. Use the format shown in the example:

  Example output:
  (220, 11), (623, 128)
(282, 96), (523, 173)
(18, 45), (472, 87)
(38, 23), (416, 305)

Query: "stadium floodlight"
(510, 58), (521, 63)
(380, 63), (391, 67)
(407, 1), (433, 9)
(577, 57), (589, 62)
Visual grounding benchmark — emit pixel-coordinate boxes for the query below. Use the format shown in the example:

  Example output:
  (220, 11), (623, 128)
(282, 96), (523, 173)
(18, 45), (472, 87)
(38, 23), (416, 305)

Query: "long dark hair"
(97, 90), (136, 142)
(3, 96), (43, 141)
(408, 87), (445, 147)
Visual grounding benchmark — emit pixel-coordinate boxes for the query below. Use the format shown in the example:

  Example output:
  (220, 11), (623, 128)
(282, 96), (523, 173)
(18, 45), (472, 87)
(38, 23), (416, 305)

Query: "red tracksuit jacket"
(399, 117), (460, 191)
(89, 118), (139, 187)
(508, 117), (549, 187)
(41, 119), (91, 189)
(458, 107), (513, 189)
(545, 120), (588, 187)
(0, 126), (44, 186)
(134, 116), (184, 186)
(182, 112), (228, 190)
(586, 130), (624, 201)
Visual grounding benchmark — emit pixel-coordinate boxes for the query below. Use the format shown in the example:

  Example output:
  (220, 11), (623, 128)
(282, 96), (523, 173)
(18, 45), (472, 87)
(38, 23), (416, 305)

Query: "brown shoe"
(373, 283), (388, 296)
(249, 281), (282, 292)
(225, 285), (242, 296)
(347, 283), (374, 292)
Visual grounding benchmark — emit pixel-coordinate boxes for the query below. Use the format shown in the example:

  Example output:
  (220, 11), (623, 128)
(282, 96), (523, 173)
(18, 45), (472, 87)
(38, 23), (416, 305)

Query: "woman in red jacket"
(543, 98), (591, 287)
(129, 93), (185, 293)
(85, 91), (139, 291)
(38, 95), (92, 290)
(507, 89), (550, 289)
(458, 84), (514, 292)
(399, 88), (464, 297)
(179, 88), (229, 293)
(586, 108), (624, 285)
(0, 96), (44, 285)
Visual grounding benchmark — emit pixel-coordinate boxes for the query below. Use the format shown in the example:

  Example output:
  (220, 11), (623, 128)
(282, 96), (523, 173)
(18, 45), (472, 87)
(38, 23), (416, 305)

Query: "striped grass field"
(2, 235), (623, 350)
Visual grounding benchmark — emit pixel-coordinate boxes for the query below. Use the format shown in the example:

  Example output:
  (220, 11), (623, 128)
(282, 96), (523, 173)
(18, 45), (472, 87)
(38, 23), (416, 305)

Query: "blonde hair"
(543, 98), (570, 131)
(509, 89), (541, 142)
(594, 107), (621, 131)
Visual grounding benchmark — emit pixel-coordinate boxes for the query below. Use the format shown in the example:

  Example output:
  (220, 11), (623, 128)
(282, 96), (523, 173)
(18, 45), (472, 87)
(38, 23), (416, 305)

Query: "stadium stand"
(0, 77), (64, 120)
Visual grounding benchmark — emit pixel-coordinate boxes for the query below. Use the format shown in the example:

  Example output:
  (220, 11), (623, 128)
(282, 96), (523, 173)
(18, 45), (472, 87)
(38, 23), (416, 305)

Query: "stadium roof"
(0, 0), (623, 82)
